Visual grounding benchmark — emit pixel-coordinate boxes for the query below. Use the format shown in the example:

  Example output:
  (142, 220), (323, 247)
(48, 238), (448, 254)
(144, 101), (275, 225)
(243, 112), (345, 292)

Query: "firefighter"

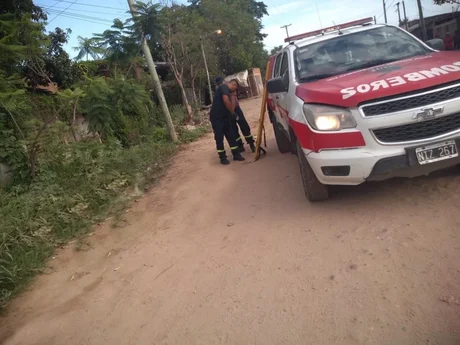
(210, 79), (245, 165)
(215, 77), (256, 153)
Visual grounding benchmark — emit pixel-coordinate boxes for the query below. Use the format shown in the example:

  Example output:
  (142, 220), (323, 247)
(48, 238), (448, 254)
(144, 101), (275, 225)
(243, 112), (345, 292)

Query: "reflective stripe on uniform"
(217, 149), (225, 153)
(236, 137), (242, 141)
(245, 135), (253, 139)
(230, 146), (239, 150)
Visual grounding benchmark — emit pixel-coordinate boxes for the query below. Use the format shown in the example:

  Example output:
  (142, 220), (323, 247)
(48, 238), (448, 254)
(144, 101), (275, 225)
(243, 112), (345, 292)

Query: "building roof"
(405, 12), (460, 33)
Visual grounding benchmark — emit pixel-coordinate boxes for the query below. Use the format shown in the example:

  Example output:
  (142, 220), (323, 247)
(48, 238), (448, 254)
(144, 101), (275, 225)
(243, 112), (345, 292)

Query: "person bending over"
(209, 79), (245, 165)
(215, 76), (256, 153)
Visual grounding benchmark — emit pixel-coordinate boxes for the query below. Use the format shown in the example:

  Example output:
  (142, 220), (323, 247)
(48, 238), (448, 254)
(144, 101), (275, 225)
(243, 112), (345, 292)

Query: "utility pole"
(127, 0), (178, 142)
(200, 29), (222, 105)
(200, 40), (213, 105)
(281, 24), (292, 39)
(402, 1), (408, 30)
(383, 0), (388, 24)
(416, 0), (427, 41)
(396, 2), (402, 26)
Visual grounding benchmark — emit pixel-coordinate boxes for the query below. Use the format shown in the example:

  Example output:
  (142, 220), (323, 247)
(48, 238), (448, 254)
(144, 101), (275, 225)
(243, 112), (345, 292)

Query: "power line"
(47, 13), (115, 26)
(314, 0), (323, 29)
(45, 7), (128, 18)
(266, 0), (284, 16)
(47, 0), (80, 24)
(38, 4), (127, 14)
(43, 0), (127, 11)
(377, 0), (396, 21)
(45, 9), (116, 23)
(46, 0), (65, 10)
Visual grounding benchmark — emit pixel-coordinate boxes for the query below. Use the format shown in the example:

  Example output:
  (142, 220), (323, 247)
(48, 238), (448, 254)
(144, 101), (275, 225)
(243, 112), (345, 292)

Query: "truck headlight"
(303, 104), (356, 131)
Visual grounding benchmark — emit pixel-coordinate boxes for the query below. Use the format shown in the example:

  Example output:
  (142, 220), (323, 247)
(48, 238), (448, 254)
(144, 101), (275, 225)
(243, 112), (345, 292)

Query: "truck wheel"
(296, 141), (329, 202)
(273, 123), (291, 154)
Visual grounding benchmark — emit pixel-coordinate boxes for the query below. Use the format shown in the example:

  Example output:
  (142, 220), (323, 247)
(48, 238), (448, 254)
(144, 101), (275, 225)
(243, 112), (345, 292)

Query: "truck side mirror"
(426, 38), (444, 51)
(267, 77), (287, 93)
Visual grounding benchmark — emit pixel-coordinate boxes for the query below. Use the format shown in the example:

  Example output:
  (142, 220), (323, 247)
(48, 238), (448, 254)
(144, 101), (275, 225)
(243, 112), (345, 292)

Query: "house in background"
(403, 12), (460, 40)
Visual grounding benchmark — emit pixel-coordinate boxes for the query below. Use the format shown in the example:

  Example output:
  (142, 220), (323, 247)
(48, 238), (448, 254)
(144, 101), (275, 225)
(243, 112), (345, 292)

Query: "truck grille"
(361, 83), (460, 116)
(373, 113), (460, 143)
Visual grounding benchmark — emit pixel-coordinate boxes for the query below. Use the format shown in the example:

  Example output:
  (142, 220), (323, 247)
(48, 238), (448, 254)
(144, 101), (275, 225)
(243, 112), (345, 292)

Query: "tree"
(270, 45), (283, 55)
(93, 19), (139, 77)
(44, 28), (82, 88)
(159, 4), (196, 121)
(127, 0), (163, 60)
(191, 0), (269, 74)
(73, 36), (104, 61)
(0, 0), (47, 21)
(24, 27), (82, 90)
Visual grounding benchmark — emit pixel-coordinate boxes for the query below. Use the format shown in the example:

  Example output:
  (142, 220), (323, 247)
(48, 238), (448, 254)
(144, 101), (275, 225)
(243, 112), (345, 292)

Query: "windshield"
(295, 26), (430, 82)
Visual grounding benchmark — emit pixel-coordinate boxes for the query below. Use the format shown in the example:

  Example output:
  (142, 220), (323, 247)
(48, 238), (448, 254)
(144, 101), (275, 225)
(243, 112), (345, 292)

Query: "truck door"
(267, 53), (282, 123)
(273, 51), (290, 133)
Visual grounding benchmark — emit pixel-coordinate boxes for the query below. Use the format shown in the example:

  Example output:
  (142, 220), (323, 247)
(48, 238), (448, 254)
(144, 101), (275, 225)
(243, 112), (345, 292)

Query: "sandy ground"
(1, 98), (460, 345)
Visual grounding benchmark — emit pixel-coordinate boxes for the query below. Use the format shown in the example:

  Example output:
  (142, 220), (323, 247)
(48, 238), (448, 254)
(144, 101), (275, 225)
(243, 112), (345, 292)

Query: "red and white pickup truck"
(266, 18), (460, 201)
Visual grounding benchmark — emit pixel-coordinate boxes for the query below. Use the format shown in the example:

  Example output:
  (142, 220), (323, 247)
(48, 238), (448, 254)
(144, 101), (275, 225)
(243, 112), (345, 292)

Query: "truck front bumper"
(305, 138), (460, 185)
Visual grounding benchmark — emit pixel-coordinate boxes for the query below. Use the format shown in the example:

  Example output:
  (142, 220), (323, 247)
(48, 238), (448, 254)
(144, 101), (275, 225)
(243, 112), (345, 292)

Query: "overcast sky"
(37, 0), (456, 57)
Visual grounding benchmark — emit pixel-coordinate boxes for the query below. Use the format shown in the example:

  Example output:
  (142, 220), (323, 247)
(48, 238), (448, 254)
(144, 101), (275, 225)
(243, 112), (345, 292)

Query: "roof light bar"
(284, 17), (374, 43)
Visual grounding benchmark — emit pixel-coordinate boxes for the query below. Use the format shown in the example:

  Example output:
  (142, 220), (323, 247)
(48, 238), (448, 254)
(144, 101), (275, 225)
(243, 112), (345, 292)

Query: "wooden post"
(127, 0), (178, 142)
(254, 61), (271, 161)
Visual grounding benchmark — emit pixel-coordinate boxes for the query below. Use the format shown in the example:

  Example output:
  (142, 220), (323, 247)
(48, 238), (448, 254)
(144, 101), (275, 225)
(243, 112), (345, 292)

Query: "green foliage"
(0, 13), (47, 75)
(73, 36), (105, 62)
(0, 0), (47, 21)
(41, 27), (82, 89)
(128, 1), (163, 60)
(78, 77), (162, 146)
(93, 19), (140, 74)
(79, 77), (114, 135)
(0, 129), (29, 181)
(270, 45), (283, 56)
(192, 0), (269, 74)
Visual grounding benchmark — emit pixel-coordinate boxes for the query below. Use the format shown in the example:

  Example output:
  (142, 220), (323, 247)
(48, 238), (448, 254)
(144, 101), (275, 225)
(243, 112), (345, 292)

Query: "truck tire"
(296, 141), (329, 202)
(273, 122), (291, 154)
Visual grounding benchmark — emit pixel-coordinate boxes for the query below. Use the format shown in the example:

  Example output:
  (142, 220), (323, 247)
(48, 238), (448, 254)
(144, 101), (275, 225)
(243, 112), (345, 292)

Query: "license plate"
(415, 140), (458, 165)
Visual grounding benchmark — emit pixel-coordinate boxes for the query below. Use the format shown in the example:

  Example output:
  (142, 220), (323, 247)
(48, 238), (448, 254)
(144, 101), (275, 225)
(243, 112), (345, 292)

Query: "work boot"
(239, 144), (246, 153)
(249, 143), (256, 153)
(220, 157), (230, 165)
(219, 152), (230, 165)
(233, 152), (245, 162)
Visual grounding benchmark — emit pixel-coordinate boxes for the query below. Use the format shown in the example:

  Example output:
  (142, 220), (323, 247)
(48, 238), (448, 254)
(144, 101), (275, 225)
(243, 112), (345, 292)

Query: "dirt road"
(2, 98), (460, 345)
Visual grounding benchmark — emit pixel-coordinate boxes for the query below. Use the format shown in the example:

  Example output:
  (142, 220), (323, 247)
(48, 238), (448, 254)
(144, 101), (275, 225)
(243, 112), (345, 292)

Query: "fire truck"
(266, 17), (460, 201)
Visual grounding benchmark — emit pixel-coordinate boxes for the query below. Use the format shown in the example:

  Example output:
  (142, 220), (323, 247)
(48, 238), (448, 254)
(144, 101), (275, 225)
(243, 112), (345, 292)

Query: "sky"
(37, 0), (456, 58)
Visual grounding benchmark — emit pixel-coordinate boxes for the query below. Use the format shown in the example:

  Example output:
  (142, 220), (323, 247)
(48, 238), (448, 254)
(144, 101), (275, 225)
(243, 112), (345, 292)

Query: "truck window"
(294, 26), (430, 83)
(279, 52), (289, 82)
(274, 53), (282, 77)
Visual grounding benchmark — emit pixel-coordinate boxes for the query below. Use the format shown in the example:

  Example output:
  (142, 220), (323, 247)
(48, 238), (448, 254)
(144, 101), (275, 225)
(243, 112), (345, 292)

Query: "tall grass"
(0, 140), (180, 309)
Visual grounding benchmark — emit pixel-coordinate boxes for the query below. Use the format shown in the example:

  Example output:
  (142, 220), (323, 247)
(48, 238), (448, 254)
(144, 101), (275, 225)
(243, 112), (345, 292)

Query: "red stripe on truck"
(289, 118), (366, 152)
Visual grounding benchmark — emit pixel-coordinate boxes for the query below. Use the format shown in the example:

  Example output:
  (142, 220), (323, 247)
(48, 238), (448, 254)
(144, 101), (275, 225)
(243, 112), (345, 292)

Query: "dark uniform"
(231, 95), (255, 152)
(210, 84), (242, 163)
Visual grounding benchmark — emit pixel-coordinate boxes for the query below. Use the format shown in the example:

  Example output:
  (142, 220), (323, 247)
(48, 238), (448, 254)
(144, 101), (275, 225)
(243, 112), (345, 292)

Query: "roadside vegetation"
(0, 0), (269, 309)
